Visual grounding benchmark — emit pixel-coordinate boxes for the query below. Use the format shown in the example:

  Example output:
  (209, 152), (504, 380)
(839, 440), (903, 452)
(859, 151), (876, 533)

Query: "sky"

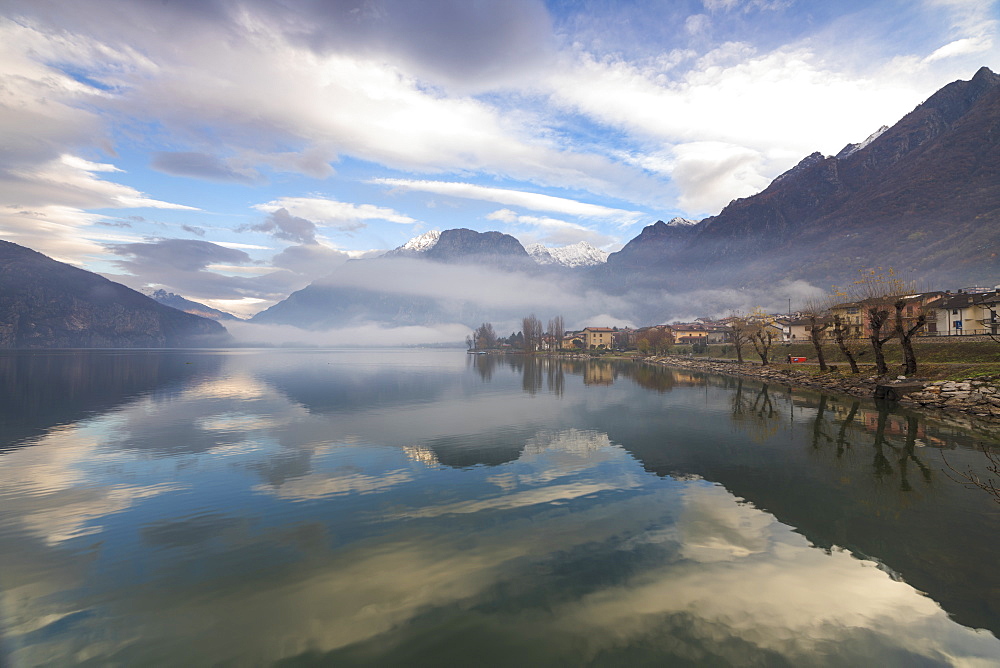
(1, 0), (998, 317)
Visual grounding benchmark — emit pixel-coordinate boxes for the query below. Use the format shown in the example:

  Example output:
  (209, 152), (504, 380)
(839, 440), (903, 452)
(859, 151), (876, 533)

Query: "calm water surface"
(1, 349), (999, 666)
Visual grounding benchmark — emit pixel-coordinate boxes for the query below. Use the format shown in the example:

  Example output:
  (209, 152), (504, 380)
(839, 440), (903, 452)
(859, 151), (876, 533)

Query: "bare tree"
(521, 314), (543, 353)
(548, 315), (565, 352)
(850, 268), (909, 376)
(801, 300), (830, 371)
(749, 309), (777, 366)
(942, 446), (1000, 504)
(832, 314), (863, 374)
(892, 297), (927, 376)
(726, 313), (753, 363)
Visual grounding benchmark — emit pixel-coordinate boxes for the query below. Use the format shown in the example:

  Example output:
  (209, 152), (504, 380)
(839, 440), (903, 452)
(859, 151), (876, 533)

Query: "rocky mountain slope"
(423, 228), (531, 267)
(609, 67), (1000, 287)
(0, 240), (232, 348)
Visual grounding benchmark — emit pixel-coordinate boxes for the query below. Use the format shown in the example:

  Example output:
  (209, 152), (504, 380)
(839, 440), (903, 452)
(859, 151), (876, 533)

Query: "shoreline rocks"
(644, 355), (1000, 424)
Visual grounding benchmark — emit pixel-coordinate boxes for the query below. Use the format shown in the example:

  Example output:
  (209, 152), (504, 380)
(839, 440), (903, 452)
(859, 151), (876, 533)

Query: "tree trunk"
(867, 306), (891, 375)
(893, 301), (924, 376)
(833, 316), (860, 374)
(808, 315), (828, 371)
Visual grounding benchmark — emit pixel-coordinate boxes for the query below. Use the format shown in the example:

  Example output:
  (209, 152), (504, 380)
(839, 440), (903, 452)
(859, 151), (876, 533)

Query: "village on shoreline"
(466, 277), (1000, 425)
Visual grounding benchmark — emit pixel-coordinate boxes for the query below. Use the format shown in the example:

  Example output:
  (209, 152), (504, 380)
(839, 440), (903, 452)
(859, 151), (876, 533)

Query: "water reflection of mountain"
(257, 364), (457, 415)
(582, 370), (1000, 636)
(0, 350), (221, 452)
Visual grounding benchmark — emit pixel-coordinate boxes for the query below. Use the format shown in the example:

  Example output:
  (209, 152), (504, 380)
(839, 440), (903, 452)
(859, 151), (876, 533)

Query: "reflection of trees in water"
(811, 396), (835, 451)
(471, 355), (567, 397)
(730, 380), (782, 442)
(522, 356), (544, 395)
(805, 395), (933, 495)
(835, 401), (859, 458)
(547, 359), (565, 397)
(468, 353), (497, 381)
(617, 364), (677, 393)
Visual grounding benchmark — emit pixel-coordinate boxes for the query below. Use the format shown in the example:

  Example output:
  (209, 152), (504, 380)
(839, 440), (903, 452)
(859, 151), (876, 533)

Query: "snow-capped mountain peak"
(665, 216), (699, 227)
(398, 230), (441, 252)
(836, 125), (890, 159)
(526, 241), (609, 267)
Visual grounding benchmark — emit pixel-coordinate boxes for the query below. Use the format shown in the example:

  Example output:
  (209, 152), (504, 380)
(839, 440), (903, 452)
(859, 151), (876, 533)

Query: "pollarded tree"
(748, 309), (777, 366)
(850, 268), (908, 376)
(892, 296), (928, 376)
(801, 300), (831, 372)
(726, 313), (754, 363)
(831, 313), (863, 374)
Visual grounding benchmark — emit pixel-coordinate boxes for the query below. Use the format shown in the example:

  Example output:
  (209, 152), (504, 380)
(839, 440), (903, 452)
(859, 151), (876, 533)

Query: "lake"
(1, 348), (999, 666)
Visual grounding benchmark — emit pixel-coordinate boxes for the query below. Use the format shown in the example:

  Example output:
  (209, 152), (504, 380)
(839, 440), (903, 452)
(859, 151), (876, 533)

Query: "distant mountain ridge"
(146, 289), (242, 321)
(0, 240), (231, 348)
(389, 229), (612, 268)
(525, 241), (609, 267)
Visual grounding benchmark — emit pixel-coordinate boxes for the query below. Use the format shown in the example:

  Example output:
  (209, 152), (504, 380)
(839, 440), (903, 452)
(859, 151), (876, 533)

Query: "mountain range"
(145, 289), (243, 321)
(2, 67), (998, 343)
(254, 68), (1000, 329)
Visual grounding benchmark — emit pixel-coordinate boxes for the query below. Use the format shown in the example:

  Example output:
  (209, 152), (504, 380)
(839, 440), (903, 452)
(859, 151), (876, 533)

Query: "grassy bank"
(669, 340), (1000, 380)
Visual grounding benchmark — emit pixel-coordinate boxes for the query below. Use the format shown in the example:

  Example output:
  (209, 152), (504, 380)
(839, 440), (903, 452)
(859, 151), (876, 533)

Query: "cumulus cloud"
(485, 209), (618, 248)
(244, 209), (319, 244)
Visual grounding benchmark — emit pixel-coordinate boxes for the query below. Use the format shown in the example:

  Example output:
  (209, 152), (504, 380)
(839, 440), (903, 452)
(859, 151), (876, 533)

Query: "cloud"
(269, 243), (353, 279)
(225, 320), (473, 347)
(150, 151), (258, 184)
(685, 14), (712, 35)
(485, 209), (618, 248)
(703, 0), (792, 12)
(371, 179), (644, 222)
(182, 224), (206, 237)
(244, 208), (319, 243)
(108, 238), (253, 272)
(670, 142), (771, 213)
(2, 154), (198, 212)
(101, 236), (348, 307)
(923, 36), (993, 63)
(253, 197), (416, 231)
